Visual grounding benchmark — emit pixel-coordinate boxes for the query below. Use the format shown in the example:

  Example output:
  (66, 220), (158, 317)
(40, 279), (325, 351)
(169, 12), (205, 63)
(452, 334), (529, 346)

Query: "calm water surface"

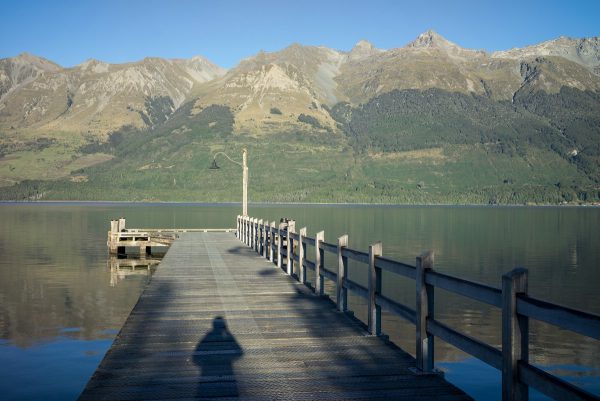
(0, 203), (598, 400)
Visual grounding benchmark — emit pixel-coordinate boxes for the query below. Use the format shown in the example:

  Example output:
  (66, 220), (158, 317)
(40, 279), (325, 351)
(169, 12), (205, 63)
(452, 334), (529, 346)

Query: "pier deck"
(80, 232), (471, 400)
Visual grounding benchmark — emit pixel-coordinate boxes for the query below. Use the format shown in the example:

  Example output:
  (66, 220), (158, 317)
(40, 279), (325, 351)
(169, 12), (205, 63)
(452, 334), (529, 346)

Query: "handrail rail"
(426, 270), (502, 308)
(319, 240), (338, 254)
(236, 215), (600, 401)
(517, 295), (600, 340)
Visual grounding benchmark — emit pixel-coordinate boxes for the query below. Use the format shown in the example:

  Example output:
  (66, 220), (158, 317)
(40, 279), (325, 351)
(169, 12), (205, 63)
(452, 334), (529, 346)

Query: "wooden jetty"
(80, 231), (471, 400)
(80, 216), (600, 401)
(107, 218), (235, 255)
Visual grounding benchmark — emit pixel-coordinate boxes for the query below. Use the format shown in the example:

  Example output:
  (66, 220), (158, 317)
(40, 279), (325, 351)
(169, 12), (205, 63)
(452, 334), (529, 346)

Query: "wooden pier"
(107, 218), (235, 255)
(81, 216), (600, 401)
(80, 231), (471, 400)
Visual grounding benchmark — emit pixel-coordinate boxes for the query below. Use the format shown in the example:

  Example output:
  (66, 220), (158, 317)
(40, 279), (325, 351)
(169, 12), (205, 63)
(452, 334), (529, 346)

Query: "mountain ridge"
(2, 30), (599, 137)
(1, 31), (599, 204)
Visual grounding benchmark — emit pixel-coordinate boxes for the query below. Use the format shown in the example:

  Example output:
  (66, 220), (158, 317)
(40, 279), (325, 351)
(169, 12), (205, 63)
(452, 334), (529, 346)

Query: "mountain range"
(1, 31), (599, 204)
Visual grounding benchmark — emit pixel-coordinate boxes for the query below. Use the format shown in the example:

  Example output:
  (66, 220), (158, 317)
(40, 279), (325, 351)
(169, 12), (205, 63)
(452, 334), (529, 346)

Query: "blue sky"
(1, 0), (598, 68)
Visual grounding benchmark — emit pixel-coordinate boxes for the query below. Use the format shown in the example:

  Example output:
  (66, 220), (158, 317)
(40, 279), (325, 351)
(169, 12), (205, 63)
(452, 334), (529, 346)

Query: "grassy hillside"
(1, 88), (599, 205)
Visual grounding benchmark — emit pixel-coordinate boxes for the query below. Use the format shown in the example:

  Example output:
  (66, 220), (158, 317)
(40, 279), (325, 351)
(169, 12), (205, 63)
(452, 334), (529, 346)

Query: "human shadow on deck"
(193, 316), (243, 398)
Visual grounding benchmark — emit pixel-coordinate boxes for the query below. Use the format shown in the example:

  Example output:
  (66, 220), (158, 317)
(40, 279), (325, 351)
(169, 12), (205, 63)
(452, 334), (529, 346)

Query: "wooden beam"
(337, 234), (349, 312)
(502, 268), (529, 401)
(416, 251), (434, 372)
(368, 242), (383, 335)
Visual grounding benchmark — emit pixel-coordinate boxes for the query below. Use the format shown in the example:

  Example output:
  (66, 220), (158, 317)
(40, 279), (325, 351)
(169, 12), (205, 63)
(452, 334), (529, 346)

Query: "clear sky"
(1, 0), (598, 68)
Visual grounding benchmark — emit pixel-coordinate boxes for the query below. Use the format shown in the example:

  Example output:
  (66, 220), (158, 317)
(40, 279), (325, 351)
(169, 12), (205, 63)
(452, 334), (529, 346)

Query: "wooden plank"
(345, 278), (368, 299)
(517, 295), (600, 340)
(368, 242), (383, 336)
(342, 247), (370, 264)
(376, 294), (417, 324)
(426, 270), (502, 308)
(375, 256), (416, 279)
(320, 240), (338, 254)
(80, 232), (472, 401)
(502, 268), (529, 401)
(518, 361), (599, 401)
(428, 319), (502, 370)
(416, 251), (434, 372)
(337, 234), (349, 312)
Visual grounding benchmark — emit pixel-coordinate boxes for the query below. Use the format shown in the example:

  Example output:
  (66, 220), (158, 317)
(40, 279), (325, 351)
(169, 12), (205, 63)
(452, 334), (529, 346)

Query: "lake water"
(0, 203), (598, 400)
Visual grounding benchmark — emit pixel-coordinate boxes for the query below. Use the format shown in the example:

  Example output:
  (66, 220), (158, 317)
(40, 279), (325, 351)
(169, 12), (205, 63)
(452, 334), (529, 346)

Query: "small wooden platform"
(79, 232), (472, 400)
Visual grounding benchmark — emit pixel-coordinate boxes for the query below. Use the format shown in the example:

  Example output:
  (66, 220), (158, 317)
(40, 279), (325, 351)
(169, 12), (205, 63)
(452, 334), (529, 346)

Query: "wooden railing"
(236, 215), (600, 401)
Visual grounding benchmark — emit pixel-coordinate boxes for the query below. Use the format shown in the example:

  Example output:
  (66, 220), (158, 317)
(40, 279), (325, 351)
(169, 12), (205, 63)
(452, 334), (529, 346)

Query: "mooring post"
(315, 231), (325, 296)
(298, 227), (307, 284)
(337, 235), (349, 312)
(287, 226), (294, 275)
(368, 242), (383, 335)
(269, 221), (275, 263)
(109, 220), (118, 253)
(110, 219), (118, 235)
(416, 250), (435, 372)
(502, 268), (529, 401)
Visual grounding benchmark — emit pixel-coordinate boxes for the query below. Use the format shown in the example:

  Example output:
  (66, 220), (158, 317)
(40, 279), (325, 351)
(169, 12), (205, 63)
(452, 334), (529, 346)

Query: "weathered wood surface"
(80, 232), (472, 401)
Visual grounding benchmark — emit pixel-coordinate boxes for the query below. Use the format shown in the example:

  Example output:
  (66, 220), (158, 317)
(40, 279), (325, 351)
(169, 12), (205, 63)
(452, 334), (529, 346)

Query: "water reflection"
(0, 203), (598, 400)
(108, 256), (159, 287)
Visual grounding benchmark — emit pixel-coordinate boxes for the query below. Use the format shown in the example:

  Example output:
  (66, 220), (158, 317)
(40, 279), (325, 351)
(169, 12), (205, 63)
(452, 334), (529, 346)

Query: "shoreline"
(0, 200), (598, 208)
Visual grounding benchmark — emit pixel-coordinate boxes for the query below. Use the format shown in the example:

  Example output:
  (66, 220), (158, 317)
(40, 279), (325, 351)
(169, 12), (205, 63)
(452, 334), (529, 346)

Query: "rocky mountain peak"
(349, 40), (382, 60)
(76, 58), (110, 73)
(11, 52), (61, 72)
(352, 40), (375, 51)
(492, 35), (600, 74)
(408, 30), (452, 48)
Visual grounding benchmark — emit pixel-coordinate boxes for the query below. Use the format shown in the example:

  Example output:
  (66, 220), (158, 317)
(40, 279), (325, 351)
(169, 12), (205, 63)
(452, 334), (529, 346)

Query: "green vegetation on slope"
(1, 88), (599, 204)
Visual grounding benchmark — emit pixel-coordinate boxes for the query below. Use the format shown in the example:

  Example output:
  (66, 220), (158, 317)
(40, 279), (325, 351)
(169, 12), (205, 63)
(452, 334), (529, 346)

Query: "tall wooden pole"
(242, 148), (248, 217)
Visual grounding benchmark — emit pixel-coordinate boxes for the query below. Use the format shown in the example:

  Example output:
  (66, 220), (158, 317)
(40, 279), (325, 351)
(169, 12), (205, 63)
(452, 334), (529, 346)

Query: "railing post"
(258, 219), (263, 255)
(298, 227), (307, 284)
(263, 221), (269, 258)
(252, 218), (258, 251)
(269, 221), (275, 263)
(368, 242), (383, 335)
(236, 215), (240, 239)
(416, 251), (435, 372)
(337, 234), (349, 312)
(277, 224), (283, 269)
(251, 218), (256, 249)
(315, 231), (325, 296)
(250, 218), (254, 249)
(244, 216), (248, 245)
(246, 216), (251, 246)
(502, 268), (529, 401)
(287, 226), (294, 276)
(247, 217), (251, 246)
(255, 218), (260, 252)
